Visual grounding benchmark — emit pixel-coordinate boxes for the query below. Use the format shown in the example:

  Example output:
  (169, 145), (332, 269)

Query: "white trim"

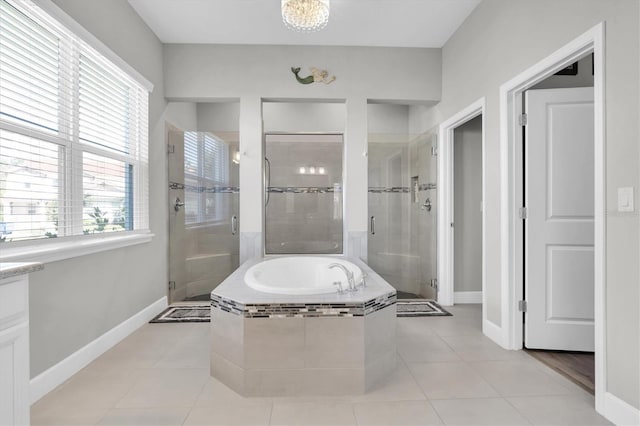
(0, 232), (154, 264)
(454, 291), (482, 304)
(31, 0), (154, 92)
(437, 98), (485, 315)
(29, 296), (167, 404)
(499, 21), (606, 414)
(482, 318), (507, 349)
(603, 392), (640, 426)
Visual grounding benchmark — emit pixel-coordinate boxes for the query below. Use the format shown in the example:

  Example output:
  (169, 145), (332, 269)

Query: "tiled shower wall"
(265, 135), (344, 254)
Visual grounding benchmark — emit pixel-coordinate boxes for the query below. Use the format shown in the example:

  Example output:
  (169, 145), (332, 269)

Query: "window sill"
(0, 231), (155, 264)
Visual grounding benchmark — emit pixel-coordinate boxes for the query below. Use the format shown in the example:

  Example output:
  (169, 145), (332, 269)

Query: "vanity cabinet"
(0, 263), (42, 426)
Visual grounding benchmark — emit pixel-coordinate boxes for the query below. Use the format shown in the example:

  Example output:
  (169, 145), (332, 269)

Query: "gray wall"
(29, 0), (169, 377)
(453, 116), (482, 294)
(164, 45), (441, 103)
(412, 0), (639, 409)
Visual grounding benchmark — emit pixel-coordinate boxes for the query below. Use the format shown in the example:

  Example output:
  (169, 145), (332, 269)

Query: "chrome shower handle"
(231, 215), (238, 235)
(264, 157), (271, 206)
(370, 216), (376, 235)
(174, 197), (185, 212)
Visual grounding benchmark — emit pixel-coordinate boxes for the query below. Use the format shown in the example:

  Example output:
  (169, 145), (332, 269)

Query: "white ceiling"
(128, 0), (481, 48)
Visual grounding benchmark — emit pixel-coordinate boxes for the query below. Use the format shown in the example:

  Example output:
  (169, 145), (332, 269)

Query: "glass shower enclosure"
(264, 133), (343, 255)
(367, 133), (438, 300)
(168, 130), (239, 303)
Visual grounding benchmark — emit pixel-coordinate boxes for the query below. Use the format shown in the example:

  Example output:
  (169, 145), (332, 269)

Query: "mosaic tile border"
(169, 181), (239, 193)
(368, 184), (436, 193)
(268, 186), (342, 194)
(211, 292), (396, 318)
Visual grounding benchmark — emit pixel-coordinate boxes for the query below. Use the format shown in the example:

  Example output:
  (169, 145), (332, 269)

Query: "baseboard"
(483, 318), (509, 349)
(602, 391), (640, 425)
(454, 291), (482, 304)
(29, 296), (167, 404)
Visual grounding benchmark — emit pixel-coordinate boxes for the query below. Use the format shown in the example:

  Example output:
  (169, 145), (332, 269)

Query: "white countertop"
(0, 262), (44, 280)
(212, 256), (395, 305)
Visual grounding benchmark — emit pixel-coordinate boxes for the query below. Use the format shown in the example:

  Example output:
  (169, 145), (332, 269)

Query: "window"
(0, 0), (149, 243)
(183, 132), (229, 225)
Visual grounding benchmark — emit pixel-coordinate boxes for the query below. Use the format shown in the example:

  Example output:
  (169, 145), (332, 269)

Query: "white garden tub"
(244, 256), (363, 295)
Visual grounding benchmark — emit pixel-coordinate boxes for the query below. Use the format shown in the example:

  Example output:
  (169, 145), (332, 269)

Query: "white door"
(525, 87), (594, 351)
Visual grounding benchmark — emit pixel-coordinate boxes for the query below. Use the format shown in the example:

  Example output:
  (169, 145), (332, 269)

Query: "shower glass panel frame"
(367, 132), (438, 300)
(168, 129), (240, 303)
(264, 133), (344, 256)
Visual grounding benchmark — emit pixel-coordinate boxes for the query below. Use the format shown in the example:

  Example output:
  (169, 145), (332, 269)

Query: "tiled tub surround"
(210, 256), (397, 396)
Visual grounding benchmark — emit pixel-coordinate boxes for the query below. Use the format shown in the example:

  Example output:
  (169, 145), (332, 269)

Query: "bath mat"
(150, 304), (210, 323)
(396, 299), (452, 317)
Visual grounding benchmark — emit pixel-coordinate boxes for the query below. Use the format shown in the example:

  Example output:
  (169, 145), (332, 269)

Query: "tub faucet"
(328, 263), (357, 292)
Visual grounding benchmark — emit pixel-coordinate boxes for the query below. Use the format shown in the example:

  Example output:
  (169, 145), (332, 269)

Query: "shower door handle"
(370, 216), (376, 235)
(264, 157), (271, 206)
(174, 197), (185, 212)
(231, 215), (238, 235)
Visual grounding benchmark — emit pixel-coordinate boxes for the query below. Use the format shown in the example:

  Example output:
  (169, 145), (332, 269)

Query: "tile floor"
(31, 304), (611, 425)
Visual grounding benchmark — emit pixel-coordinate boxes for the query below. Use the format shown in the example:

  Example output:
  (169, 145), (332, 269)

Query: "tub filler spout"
(328, 262), (357, 292)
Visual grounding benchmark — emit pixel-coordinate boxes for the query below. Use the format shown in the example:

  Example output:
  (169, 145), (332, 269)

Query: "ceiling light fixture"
(281, 0), (330, 32)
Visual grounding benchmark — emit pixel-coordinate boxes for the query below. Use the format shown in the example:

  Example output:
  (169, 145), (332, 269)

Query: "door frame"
(437, 98), (486, 318)
(499, 23), (605, 410)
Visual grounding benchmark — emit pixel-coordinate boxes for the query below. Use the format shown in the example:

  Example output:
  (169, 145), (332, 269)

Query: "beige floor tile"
(116, 368), (209, 408)
(270, 402), (357, 426)
(195, 377), (273, 407)
(469, 360), (576, 397)
(350, 359), (427, 403)
(431, 397), (531, 425)
(428, 317), (483, 338)
(183, 404), (273, 426)
(407, 361), (499, 400)
(154, 332), (211, 368)
(396, 317), (437, 338)
(353, 400), (443, 425)
(31, 305), (609, 426)
(32, 369), (141, 410)
(30, 405), (109, 426)
(97, 407), (190, 425)
(440, 334), (530, 362)
(397, 334), (462, 363)
(507, 395), (612, 425)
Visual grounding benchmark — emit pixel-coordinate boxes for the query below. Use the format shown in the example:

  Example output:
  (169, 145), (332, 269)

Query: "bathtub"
(211, 256), (397, 396)
(244, 256), (362, 295)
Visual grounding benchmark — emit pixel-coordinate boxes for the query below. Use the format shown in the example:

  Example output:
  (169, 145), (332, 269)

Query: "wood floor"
(524, 349), (595, 394)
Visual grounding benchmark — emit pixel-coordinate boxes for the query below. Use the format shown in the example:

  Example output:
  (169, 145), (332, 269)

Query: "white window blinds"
(183, 132), (229, 225)
(0, 0), (149, 242)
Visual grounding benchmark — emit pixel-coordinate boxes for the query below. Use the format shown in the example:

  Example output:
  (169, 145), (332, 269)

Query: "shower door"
(264, 133), (343, 255)
(168, 130), (239, 303)
(368, 133), (437, 299)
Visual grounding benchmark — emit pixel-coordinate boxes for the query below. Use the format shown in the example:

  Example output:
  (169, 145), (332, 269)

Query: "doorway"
(521, 54), (595, 393)
(500, 23), (605, 409)
(437, 98), (487, 332)
(453, 116), (483, 306)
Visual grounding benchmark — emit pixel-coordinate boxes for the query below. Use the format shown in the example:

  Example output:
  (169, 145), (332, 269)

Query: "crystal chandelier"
(281, 0), (330, 32)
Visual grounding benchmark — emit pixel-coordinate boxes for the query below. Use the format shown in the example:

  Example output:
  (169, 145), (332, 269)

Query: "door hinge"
(518, 113), (528, 126)
(168, 281), (176, 291)
(167, 144), (175, 154)
(431, 146), (438, 157)
(518, 300), (527, 312)
(518, 207), (528, 220)
(430, 278), (438, 291)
